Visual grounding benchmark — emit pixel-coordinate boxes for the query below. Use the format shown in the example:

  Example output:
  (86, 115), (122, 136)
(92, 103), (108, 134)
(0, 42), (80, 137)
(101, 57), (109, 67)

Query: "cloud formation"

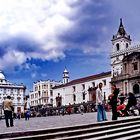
(0, 0), (80, 70)
(0, 0), (113, 71)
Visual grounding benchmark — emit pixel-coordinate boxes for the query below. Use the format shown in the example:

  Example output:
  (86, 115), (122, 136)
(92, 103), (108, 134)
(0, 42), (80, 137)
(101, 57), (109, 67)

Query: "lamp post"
(104, 92), (106, 103)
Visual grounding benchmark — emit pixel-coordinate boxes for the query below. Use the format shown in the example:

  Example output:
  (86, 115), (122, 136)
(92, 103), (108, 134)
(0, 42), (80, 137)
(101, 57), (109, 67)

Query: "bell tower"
(111, 19), (131, 77)
(63, 67), (69, 84)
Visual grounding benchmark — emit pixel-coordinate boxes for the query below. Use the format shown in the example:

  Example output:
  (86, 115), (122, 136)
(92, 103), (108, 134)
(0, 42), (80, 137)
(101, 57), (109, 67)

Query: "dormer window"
(116, 43), (120, 51)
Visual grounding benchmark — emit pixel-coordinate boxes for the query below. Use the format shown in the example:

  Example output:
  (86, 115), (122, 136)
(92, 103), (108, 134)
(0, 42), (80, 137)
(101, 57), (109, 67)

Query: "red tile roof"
(53, 71), (111, 89)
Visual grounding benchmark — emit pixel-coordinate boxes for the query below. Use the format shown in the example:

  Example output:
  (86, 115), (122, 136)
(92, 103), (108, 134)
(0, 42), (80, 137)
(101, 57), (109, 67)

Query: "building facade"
(53, 71), (111, 106)
(112, 52), (140, 95)
(0, 71), (26, 115)
(111, 19), (140, 94)
(29, 80), (62, 109)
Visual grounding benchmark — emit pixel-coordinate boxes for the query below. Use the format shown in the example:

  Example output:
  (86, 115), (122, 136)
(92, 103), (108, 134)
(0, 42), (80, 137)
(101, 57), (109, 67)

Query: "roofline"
(53, 71), (111, 89)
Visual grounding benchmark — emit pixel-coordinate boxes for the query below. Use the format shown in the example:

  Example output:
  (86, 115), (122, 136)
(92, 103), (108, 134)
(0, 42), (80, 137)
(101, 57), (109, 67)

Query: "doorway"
(133, 84), (139, 94)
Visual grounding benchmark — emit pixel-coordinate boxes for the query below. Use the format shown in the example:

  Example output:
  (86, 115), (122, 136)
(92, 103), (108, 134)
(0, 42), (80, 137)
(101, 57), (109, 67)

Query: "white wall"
(53, 76), (111, 106)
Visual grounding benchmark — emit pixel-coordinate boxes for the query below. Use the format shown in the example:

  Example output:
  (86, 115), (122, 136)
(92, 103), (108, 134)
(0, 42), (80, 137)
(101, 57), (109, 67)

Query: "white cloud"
(31, 72), (37, 78)
(0, 50), (26, 70)
(0, 0), (79, 70)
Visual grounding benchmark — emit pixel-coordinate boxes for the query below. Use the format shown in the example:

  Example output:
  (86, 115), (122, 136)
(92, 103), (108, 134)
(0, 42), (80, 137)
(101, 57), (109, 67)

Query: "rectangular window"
(11, 89), (13, 94)
(4, 89), (6, 93)
(17, 89), (20, 94)
(124, 63), (127, 73)
(73, 94), (76, 101)
(51, 99), (53, 104)
(82, 84), (85, 90)
(50, 90), (53, 96)
(134, 62), (138, 70)
(83, 92), (85, 100)
(102, 80), (106, 86)
(35, 86), (37, 91)
(44, 99), (46, 103)
(42, 84), (47, 89)
(38, 91), (40, 97)
(50, 84), (53, 89)
(125, 82), (127, 94)
(43, 91), (46, 97)
(92, 82), (95, 87)
(73, 86), (76, 92)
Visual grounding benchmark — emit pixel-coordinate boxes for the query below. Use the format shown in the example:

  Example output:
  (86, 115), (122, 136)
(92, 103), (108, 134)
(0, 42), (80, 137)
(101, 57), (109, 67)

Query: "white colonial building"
(0, 71), (26, 115)
(29, 80), (62, 108)
(53, 69), (111, 106)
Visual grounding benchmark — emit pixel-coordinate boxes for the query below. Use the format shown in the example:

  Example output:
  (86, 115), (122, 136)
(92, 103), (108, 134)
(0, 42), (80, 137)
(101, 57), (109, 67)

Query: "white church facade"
(53, 69), (111, 106)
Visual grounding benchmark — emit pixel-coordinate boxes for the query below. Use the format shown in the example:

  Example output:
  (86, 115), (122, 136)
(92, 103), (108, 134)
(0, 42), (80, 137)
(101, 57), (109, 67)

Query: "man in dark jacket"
(108, 84), (119, 120)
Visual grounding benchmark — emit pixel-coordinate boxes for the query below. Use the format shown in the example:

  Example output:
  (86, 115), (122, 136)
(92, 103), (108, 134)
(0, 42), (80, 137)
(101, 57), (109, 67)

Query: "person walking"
(108, 84), (119, 120)
(67, 103), (72, 115)
(79, 104), (84, 115)
(96, 83), (107, 122)
(3, 96), (14, 127)
(24, 97), (30, 120)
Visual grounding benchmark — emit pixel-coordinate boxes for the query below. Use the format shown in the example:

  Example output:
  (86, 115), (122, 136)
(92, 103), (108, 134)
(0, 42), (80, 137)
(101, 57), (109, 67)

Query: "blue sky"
(0, 0), (140, 91)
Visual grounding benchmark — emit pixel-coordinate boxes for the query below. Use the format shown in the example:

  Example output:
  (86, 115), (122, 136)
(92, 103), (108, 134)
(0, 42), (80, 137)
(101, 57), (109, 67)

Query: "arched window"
(116, 43), (120, 51)
(133, 84), (139, 94)
(126, 43), (129, 48)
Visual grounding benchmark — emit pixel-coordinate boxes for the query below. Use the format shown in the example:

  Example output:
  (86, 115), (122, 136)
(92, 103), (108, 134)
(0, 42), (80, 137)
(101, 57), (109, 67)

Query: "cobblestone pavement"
(0, 112), (137, 134)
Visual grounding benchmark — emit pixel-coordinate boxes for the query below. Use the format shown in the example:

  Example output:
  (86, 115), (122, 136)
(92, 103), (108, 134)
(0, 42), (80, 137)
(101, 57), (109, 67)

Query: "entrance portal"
(133, 84), (139, 94)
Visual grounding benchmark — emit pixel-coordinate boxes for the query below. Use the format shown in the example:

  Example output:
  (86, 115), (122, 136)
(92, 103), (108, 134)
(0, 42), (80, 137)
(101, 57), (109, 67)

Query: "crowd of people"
(40, 102), (96, 116)
(1, 83), (140, 127)
(96, 82), (139, 122)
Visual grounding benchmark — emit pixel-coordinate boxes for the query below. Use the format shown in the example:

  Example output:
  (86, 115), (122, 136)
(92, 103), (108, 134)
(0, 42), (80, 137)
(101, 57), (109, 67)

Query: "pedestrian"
(2, 96), (14, 127)
(124, 92), (137, 116)
(24, 97), (30, 120)
(67, 103), (72, 115)
(108, 84), (119, 120)
(17, 112), (21, 119)
(96, 82), (107, 122)
(79, 104), (84, 115)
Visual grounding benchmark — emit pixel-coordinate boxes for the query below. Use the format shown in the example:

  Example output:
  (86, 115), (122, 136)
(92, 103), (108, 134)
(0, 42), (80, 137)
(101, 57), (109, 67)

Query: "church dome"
(0, 71), (5, 80)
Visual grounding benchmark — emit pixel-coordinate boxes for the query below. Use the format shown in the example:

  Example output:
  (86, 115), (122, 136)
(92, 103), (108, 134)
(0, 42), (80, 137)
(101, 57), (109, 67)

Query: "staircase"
(1, 117), (140, 140)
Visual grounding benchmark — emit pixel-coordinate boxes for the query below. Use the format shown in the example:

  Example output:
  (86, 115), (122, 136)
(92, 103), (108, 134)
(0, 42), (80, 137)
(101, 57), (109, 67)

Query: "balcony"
(111, 73), (140, 82)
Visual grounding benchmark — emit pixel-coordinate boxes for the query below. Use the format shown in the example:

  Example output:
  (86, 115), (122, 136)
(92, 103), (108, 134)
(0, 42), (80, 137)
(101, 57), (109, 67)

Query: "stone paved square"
(0, 112), (137, 135)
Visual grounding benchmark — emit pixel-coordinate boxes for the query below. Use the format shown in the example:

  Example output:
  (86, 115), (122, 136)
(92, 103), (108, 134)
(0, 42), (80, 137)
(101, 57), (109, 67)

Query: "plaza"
(0, 111), (137, 135)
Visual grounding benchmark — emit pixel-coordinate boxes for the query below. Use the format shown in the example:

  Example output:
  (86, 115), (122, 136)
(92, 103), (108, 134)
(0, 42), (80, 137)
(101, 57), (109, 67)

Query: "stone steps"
(1, 117), (140, 140)
(54, 123), (140, 140)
